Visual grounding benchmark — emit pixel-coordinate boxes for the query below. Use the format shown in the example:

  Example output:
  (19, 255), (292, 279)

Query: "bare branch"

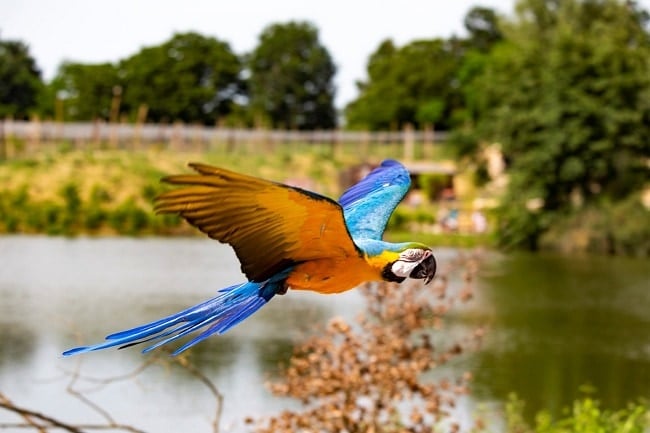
(0, 392), (84, 433)
(168, 353), (224, 433)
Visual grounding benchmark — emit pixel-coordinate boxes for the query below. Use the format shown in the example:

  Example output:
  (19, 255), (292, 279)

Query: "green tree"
(474, 0), (650, 248)
(0, 38), (42, 119)
(344, 40), (399, 129)
(248, 21), (337, 130)
(464, 6), (503, 52)
(46, 62), (120, 120)
(448, 7), (504, 156)
(345, 38), (462, 130)
(119, 32), (243, 124)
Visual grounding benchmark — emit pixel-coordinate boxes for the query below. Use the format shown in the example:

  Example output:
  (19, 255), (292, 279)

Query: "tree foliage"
(47, 62), (120, 120)
(248, 21), (337, 130)
(345, 6), (504, 132)
(464, 6), (503, 52)
(119, 32), (244, 124)
(345, 38), (463, 130)
(474, 0), (650, 248)
(0, 38), (42, 119)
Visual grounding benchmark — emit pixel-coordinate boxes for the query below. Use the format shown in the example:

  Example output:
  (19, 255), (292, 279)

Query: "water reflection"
(0, 237), (648, 430)
(0, 322), (37, 370)
(0, 236), (365, 430)
(467, 252), (650, 419)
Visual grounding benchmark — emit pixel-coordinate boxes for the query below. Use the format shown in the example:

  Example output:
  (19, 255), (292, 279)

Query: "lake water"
(0, 236), (648, 431)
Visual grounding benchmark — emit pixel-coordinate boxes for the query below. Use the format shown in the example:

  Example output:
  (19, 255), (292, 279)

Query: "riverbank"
(0, 146), (495, 247)
(0, 147), (348, 236)
(4, 146), (646, 256)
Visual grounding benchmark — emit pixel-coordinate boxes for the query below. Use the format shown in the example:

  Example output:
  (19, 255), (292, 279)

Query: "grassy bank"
(0, 147), (348, 236)
(386, 230), (495, 249)
(502, 394), (649, 433)
(8, 145), (644, 256)
(0, 146), (492, 246)
(537, 197), (650, 257)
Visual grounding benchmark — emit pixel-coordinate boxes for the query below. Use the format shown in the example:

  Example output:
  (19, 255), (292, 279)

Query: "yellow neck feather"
(364, 250), (400, 272)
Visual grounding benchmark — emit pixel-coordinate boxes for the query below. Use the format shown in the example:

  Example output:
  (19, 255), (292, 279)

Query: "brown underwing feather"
(155, 163), (360, 282)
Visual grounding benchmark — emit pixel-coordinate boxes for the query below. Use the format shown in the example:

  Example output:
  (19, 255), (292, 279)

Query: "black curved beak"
(409, 253), (437, 284)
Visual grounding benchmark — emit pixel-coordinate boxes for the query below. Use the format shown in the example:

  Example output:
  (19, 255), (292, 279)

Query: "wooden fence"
(0, 119), (448, 159)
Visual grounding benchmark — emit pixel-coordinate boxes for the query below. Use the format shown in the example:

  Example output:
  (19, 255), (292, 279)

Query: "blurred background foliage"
(1, 0), (649, 254)
(249, 21), (337, 130)
(502, 394), (649, 433)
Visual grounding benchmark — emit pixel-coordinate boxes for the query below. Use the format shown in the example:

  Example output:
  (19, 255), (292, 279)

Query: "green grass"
(0, 143), (495, 246)
(385, 230), (495, 249)
(501, 394), (649, 433)
(0, 146), (412, 236)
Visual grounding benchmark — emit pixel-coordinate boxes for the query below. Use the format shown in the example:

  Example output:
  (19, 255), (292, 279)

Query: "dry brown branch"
(0, 392), (84, 433)
(63, 356), (147, 433)
(251, 250), (485, 433)
(60, 355), (160, 389)
(0, 388), (147, 433)
(62, 350), (223, 433)
(171, 355), (224, 433)
(1, 343), (224, 432)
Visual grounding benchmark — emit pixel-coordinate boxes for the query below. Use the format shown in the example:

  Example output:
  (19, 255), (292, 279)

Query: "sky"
(2, 0), (649, 108)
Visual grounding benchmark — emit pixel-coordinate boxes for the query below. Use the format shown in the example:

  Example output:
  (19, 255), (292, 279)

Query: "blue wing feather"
(339, 159), (411, 240)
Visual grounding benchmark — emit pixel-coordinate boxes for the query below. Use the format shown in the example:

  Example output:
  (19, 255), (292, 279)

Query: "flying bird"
(63, 159), (436, 356)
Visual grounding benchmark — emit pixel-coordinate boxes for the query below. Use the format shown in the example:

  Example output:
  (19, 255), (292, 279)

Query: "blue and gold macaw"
(63, 159), (436, 356)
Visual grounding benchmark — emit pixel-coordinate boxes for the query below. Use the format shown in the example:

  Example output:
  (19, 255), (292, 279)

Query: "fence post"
(253, 117), (265, 154)
(108, 86), (122, 148)
(0, 118), (5, 161)
(423, 123), (434, 160)
(403, 123), (415, 161)
(332, 129), (342, 160)
(28, 115), (41, 155)
(192, 123), (203, 152)
(360, 130), (370, 159)
(55, 96), (64, 148)
(170, 121), (182, 151)
(91, 119), (101, 149)
(213, 118), (225, 152)
(134, 104), (148, 150)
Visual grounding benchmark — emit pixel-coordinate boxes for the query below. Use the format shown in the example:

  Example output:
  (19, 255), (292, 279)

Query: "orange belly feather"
(286, 255), (383, 294)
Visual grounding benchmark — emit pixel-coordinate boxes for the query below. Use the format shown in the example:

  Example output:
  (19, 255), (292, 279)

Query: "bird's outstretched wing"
(339, 159), (411, 240)
(155, 163), (360, 282)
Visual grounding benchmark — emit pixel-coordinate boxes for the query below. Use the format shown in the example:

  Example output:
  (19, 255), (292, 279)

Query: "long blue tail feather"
(62, 281), (277, 356)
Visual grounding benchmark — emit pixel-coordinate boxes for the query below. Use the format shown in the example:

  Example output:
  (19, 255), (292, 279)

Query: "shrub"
(504, 394), (650, 433)
(418, 173), (451, 201)
(607, 197), (650, 256)
(43, 202), (65, 235)
(108, 204), (129, 233)
(89, 184), (112, 204)
(538, 195), (650, 256)
(251, 253), (484, 432)
(109, 198), (151, 235)
(84, 207), (107, 231)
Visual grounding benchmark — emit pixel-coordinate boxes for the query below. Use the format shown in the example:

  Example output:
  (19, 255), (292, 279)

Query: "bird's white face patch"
(391, 248), (431, 278)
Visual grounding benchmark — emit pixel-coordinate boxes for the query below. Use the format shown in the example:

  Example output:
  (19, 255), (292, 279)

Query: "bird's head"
(382, 245), (437, 284)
